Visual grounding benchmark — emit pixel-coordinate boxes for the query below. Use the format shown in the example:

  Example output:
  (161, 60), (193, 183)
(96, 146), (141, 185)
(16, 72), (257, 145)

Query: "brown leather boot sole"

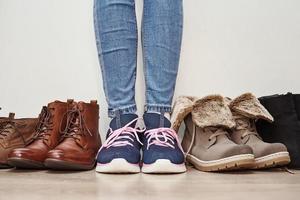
(252, 151), (291, 169)
(7, 157), (46, 169)
(0, 163), (13, 169)
(44, 158), (95, 171)
(186, 154), (255, 172)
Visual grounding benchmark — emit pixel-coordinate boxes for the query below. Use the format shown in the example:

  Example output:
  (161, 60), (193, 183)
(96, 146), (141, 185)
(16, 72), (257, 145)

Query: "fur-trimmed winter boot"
(229, 93), (290, 169)
(172, 95), (254, 172)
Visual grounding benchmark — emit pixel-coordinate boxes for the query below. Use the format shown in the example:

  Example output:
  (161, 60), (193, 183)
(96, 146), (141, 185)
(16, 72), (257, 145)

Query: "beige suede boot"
(172, 95), (254, 172)
(229, 93), (290, 169)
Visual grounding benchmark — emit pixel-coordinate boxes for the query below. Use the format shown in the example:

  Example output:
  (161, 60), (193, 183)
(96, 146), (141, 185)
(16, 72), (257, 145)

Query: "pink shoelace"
(99, 118), (144, 151)
(144, 127), (184, 153)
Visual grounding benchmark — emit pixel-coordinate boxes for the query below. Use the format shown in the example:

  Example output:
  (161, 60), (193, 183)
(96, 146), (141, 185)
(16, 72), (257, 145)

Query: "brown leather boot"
(229, 93), (291, 169)
(0, 112), (15, 130)
(45, 101), (101, 170)
(172, 95), (254, 172)
(8, 100), (72, 169)
(0, 113), (38, 168)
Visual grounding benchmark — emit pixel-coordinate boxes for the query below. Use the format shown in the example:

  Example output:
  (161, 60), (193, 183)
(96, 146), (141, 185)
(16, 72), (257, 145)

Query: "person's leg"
(141, 0), (186, 174)
(94, 0), (142, 173)
(94, 0), (138, 118)
(142, 0), (183, 115)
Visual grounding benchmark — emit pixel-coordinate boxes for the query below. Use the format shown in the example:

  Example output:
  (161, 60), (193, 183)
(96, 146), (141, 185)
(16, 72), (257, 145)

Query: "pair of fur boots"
(171, 93), (290, 172)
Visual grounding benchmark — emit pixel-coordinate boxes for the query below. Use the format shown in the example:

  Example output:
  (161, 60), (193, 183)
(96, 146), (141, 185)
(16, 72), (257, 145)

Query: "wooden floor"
(0, 167), (299, 200)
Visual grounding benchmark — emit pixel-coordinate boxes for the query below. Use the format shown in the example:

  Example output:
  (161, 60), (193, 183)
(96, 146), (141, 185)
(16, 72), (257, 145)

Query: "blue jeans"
(94, 0), (183, 118)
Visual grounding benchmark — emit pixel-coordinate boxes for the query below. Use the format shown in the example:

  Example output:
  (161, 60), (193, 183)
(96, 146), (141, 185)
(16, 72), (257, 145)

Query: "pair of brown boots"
(171, 93), (291, 172)
(1, 100), (101, 170)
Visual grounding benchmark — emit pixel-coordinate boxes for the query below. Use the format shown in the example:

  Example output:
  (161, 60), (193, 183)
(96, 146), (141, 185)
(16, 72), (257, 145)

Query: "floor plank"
(0, 167), (299, 200)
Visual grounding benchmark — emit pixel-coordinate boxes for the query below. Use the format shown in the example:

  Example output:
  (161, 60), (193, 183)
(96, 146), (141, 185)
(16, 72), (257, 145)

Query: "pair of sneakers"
(96, 113), (186, 173)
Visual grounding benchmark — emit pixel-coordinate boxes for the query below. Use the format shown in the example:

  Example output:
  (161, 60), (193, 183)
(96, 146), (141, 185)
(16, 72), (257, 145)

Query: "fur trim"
(192, 95), (236, 129)
(171, 96), (194, 132)
(224, 97), (232, 106)
(229, 93), (273, 122)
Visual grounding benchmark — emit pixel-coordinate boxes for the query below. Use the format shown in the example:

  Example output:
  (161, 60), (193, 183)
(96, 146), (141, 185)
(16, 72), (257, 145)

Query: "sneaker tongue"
(109, 113), (138, 131)
(143, 113), (171, 129)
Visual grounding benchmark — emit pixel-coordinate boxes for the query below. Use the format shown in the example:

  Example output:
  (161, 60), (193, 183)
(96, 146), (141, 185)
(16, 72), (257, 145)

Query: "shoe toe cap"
(143, 147), (184, 164)
(255, 143), (288, 158)
(47, 150), (65, 159)
(222, 145), (253, 158)
(97, 147), (140, 164)
(8, 148), (47, 162)
(9, 148), (35, 158)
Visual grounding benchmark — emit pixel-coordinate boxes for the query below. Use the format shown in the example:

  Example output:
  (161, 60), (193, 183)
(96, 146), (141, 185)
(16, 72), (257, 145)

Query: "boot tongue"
(109, 113), (138, 131)
(235, 117), (262, 143)
(143, 113), (171, 130)
(69, 117), (80, 134)
(8, 113), (15, 119)
(235, 116), (252, 130)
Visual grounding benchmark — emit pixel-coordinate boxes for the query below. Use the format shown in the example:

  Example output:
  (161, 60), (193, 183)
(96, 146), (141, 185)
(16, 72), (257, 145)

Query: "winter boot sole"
(7, 157), (46, 169)
(186, 153), (254, 172)
(252, 151), (291, 169)
(96, 158), (140, 173)
(142, 159), (187, 174)
(44, 158), (95, 171)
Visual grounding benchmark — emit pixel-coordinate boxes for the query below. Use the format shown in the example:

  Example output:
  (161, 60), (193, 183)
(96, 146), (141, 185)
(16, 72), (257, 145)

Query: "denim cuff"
(108, 104), (137, 118)
(144, 104), (172, 114)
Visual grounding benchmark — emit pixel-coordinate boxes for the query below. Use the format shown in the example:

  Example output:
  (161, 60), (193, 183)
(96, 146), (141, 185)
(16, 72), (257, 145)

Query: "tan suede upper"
(182, 114), (253, 161)
(229, 93), (288, 159)
(180, 95), (253, 162)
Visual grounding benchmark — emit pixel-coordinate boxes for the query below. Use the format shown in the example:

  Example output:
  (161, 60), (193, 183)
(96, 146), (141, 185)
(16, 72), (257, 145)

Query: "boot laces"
(99, 118), (144, 151)
(60, 106), (93, 141)
(205, 127), (229, 141)
(145, 127), (183, 152)
(185, 125), (228, 157)
(0, 123), (14, 140)
(0, 120), (10, 131)
(34, 106), (54, 141)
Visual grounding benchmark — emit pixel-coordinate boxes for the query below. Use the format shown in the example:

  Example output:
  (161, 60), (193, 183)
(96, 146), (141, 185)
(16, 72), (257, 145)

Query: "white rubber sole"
(142, 159), (187, 174)
(95, 158), (140, 174)
(253, 151), (291, 169)
(186, 153), (255, 172)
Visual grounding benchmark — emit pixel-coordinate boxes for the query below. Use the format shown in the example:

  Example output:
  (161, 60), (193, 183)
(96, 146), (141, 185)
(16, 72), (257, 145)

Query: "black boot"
(293, 94), (300, 120)
(256, 93), (300, 168)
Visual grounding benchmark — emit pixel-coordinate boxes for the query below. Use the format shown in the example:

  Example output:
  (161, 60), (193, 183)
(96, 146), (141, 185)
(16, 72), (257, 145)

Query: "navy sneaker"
(96, 114), (143, 173)
(141, 113), (186, 173)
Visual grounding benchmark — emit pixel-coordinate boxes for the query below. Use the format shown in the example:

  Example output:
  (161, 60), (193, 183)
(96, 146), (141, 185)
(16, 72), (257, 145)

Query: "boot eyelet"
(208, 139), (211, 141)
(241, 136), (244, 139)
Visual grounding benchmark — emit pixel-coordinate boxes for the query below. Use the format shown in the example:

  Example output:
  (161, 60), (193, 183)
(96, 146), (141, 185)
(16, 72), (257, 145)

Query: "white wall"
(1, 0), (300, 138)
